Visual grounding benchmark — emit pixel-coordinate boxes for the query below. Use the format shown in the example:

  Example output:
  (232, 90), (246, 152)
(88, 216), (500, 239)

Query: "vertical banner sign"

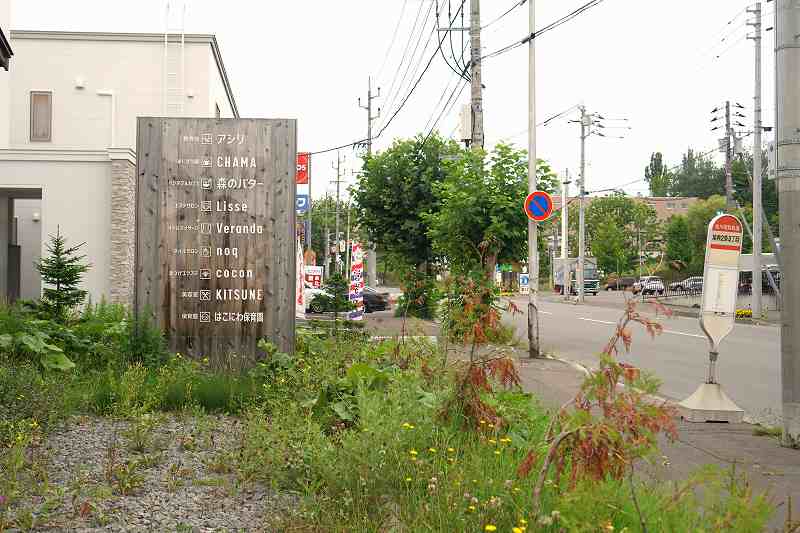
(348, 242), (365, 320)
(134, 118), (298, 365)
(700, 214), (743, 349)
(296, 238), (305, 320)
(304, 265), (323, 289)
(296, 152), (309, 184)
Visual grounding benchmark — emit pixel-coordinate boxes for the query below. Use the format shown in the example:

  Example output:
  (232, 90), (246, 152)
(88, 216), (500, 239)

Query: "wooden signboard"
(134, 117), (297, 367)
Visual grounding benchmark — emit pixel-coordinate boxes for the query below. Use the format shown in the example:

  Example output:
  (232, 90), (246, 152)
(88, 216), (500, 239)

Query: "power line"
(482, 0), (607, 61)
(375, 0), (410, 83)
(482, 0), (527, 30)
(379, 0), (430, 123)
(379, 0), (440, 131)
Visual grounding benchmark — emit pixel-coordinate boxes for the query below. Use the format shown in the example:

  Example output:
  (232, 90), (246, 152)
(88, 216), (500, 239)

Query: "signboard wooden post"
(134, 118), (297, 368)
(679, 214), (744, 423)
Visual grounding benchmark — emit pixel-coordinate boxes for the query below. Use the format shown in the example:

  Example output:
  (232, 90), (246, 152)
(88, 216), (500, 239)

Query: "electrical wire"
(482, 0), (606, 61)
(482, 0), (527, 30)
(379, 0), (441, 131)
(375, 0), (410, 84)
(379, 0), (430, 124)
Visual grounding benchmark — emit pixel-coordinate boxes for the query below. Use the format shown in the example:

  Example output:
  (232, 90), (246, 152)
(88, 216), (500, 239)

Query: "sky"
(11, 0), (776, 200)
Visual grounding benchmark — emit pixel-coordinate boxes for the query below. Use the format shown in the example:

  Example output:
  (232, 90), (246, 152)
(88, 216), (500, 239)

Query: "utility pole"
(725, 101), (735, 209)
(359, 77), (381, 288)
(561, 170), (570, 297)
(577, 105), (590, 303)
(775, 0), (800, 446)
(331, 153), (344, 275)
(469, 0), (484, 150)
(345, 200), (352, 276)
(748, 3), (763, 319)
(527, 0), (539, 357)
(323, 192), (330, 279)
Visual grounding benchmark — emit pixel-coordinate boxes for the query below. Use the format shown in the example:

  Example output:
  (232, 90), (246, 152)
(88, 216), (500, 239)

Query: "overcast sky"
(12, 0), (775, 200)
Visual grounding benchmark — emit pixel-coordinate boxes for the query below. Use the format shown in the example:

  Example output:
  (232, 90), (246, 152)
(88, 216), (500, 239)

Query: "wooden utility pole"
(331, 153), (345, 276)
(724, 101), (735, 209)
(469, 0), (484, 150)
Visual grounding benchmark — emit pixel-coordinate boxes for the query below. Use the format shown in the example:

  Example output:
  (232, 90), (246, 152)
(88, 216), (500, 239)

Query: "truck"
(552, 257), (600, 296)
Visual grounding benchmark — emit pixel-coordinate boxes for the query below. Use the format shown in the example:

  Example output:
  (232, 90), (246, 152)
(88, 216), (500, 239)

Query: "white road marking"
(580, 317), (705, 339)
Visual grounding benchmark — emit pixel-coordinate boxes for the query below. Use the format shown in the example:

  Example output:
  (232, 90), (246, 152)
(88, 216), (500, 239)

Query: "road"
(505, 290), (782, 426)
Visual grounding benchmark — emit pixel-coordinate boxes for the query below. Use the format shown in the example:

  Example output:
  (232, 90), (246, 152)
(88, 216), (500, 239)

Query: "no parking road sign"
(524, 190), (553, 222)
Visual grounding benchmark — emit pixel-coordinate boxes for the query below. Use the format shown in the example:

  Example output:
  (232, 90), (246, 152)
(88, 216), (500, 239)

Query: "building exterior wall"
(6, 34), (235, 151)
(0, 155), (113, 301)
(550, 195), (699, 222)
(108, 151), (135, 305)
(13, 198), (42, 300)
(0, 31), (239, 305)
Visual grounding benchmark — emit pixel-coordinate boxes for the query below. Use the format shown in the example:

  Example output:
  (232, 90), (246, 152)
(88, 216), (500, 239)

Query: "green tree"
(425, 143), (556, 275)
(644, 152), (671, 197)
(35, 227), (91, 322)
(307, 197), (356, 270)
(665, 215), (692, 267)
(686, 195), (727, 273)
(591, 220), (629, 275)
(670, 149), (725, 199)
(355, 134), (458, 273)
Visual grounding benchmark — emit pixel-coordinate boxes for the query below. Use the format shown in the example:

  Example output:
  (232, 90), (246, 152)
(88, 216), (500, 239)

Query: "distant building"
(0, 29), (238, 304)
(550, 195), (699, 222)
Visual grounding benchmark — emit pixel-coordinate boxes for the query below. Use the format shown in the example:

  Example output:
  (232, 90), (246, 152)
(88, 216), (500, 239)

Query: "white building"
(0, 24), (239, 304)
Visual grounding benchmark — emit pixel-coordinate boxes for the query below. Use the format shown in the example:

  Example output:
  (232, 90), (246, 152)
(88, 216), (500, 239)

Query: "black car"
(363, 287), (390, 313)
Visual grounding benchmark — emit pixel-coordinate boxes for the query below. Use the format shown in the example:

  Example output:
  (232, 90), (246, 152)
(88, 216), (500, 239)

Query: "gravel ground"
(6, 414), (294, 532)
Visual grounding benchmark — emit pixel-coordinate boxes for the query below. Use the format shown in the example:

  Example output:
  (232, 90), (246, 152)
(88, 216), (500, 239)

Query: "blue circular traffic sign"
(524, 190), (553, 222)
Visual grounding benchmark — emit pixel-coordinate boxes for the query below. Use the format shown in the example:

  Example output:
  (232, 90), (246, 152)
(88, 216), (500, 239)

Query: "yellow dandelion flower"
(405, 477), (412, 482)
(513, 528), (524, 533)
(488, 438), (497, 444)
(494, 450), (501, 455)
(409, 449), (418, 456)
(519, 519), (528, 525)
(472, 479), (478, 483)
(401, 422), (412, 429)
(484, 525), (497, 532)
(479, 420), (486, 425)
(428, 447), (437, 453)
(447, 447), (455, 453)
(467, 505), (476, 512)
(513, 487), (521, 493)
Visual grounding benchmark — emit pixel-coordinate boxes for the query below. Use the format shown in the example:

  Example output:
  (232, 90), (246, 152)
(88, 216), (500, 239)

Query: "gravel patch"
(7, 414), (295, 532)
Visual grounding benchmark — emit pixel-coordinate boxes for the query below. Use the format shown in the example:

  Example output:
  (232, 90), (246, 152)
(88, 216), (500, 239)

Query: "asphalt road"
(506, 290), (782, 425)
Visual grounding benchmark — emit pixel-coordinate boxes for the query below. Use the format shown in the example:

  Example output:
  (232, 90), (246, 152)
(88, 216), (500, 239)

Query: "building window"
(215, 103), (221, 119)
(30, 91), (52, 142)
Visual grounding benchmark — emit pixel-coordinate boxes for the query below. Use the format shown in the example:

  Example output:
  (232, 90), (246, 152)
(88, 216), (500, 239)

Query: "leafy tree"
(665, 215), (692, 267)
(355, 133), (458, 273)
(35, 227), (91, 323)
(686, 195), (727, 273)
(644, 152), (671, 197)
(307, 197), (356, 270)
(425, 143), (556, 275)
(669, 149), (725, 199)
(591, 220), (629, 275)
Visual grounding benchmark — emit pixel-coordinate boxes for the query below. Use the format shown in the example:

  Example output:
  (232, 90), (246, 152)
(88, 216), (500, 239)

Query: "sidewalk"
(511, 351), (799, 531)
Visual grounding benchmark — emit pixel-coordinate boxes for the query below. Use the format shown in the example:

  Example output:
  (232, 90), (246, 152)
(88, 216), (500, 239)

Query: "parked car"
(632, 276), (665, 296)
(363, 286), (390, 313)
(603, 276), (636, 291)
(669, 276), (703, 294)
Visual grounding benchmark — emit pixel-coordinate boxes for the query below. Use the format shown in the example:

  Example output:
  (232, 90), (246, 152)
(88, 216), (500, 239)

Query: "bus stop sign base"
(677, 383), (744, 423)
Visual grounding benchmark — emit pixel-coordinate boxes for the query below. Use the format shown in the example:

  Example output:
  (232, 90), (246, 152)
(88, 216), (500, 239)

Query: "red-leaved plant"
(519, 299), (678, 518)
